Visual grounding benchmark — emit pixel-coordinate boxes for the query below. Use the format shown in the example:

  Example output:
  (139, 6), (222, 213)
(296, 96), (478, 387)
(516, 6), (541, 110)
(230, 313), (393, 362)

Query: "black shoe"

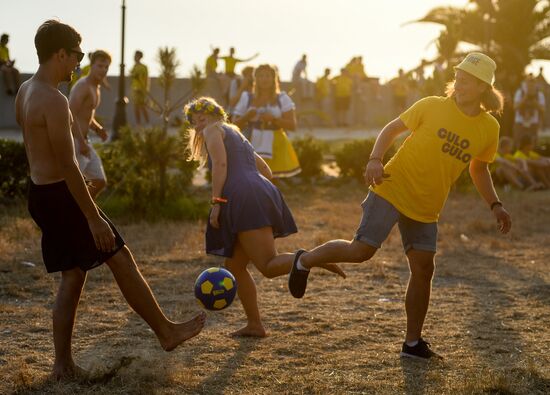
(288, 249), (308, 298)
(400, 338), (441, 360)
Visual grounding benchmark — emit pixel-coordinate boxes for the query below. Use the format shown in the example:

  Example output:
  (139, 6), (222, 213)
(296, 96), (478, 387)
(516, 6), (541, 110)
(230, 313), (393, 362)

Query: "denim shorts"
(354, 192), (438, 253)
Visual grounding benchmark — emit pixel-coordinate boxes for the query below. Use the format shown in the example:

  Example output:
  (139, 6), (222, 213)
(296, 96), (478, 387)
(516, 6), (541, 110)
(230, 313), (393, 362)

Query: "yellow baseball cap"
(454, 52), (496, 85)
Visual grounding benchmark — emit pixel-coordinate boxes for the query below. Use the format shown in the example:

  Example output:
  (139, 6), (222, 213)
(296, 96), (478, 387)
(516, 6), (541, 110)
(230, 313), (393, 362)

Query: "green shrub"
(99, 194), (209, 221)
(292, 135), (326, 179)
(97, 125), (199, 216)
(0, 139), (29, 200)
(334, 138), (396, 181)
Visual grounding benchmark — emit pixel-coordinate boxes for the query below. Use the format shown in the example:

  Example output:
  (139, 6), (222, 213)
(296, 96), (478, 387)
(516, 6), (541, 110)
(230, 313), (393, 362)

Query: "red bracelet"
(211, 197), (228, 205)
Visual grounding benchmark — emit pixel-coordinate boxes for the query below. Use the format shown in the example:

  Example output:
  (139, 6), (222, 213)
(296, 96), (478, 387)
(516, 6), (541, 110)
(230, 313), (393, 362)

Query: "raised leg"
(106, 247), (205, 351)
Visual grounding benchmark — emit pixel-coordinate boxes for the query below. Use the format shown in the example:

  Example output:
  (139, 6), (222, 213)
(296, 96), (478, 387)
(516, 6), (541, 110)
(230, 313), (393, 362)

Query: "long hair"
(184, 97), (231, 167)
(445, 81), (504, 114)
(253, 64), (280, 104)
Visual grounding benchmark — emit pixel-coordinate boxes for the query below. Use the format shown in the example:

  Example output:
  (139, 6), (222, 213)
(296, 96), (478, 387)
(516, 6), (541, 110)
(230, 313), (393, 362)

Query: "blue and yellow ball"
(194, 267), (237, 310)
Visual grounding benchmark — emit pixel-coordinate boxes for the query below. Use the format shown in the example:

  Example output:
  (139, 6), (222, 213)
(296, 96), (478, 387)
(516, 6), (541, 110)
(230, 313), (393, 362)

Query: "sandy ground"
(0, 183), (549, 394)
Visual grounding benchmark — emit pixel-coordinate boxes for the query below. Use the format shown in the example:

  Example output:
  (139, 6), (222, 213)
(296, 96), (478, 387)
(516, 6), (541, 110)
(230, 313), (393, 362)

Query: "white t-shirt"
(232, 91), (295, 120)
(514, 88), (545, 126)
(292, 60), (307, 81)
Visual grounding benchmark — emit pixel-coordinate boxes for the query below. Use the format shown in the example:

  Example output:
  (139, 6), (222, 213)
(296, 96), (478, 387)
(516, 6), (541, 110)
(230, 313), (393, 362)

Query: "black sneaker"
(288, 249), (308, 298)
(400, 338), (441, 360)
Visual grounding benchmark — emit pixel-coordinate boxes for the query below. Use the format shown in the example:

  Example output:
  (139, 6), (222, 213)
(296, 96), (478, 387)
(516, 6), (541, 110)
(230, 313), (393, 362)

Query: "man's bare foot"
(230, 324), (267, 338)
(50, 363), (88, 382)
(161, 312), (206, 351)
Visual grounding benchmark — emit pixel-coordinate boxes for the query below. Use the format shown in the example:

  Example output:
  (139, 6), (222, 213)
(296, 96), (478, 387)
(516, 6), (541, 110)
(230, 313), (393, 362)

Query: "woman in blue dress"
(185, 97), (345, 337)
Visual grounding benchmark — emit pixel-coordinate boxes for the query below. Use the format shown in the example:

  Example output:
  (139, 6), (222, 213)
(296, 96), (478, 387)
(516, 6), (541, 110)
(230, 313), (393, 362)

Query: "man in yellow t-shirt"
(332, 68), (353, 126)
(315, 68), (331, 116)
(219, 47), (258, 77)
(0, 33), (21, 95)
(289, 53), (512, 360)
(130, 50), (150, 125)
(205, 48), (220, 77)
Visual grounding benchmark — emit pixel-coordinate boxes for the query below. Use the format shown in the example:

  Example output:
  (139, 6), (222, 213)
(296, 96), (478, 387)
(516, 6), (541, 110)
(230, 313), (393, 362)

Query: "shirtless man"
(69, 49), (110, 198)
(15, 20), (205, 381)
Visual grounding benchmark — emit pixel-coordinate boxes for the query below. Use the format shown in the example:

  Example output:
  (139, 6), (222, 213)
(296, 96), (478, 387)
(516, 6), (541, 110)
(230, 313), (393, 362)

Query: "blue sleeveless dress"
(206, 125), (298, 257)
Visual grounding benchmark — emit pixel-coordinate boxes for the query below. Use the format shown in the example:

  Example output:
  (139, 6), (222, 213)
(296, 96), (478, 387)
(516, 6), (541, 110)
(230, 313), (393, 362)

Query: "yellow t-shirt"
(0, 45), (9, 63)
(315, 76), (330, 98)
(513, 150), (540, 160)
(205, 55), (217, 75)
(221, 56), (238, 74)
(372, 96), (500, 223)
(69, 64), (90, 89)
(130, 63), (149, 92)
(333, 75), (353, 97)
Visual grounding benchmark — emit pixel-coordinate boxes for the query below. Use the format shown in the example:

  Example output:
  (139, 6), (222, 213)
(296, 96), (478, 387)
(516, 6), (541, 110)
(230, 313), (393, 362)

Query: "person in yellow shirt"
(513, 135), (550, 188)
(0, 33), (20, 95)
(332, 68), (353, 126)
(493, 136), (541, 190)
(390, 68), (410, 113)
(288, 52), (512, 360)
(220, 47), (258, 77)
(205, 48), (220, 78)
(130, 50), (150, 125)
(315, 68), (331, 117)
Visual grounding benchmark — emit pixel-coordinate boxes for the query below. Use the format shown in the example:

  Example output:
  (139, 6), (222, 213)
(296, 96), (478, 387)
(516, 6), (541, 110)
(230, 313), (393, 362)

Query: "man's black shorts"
(28, 180), (125, 273)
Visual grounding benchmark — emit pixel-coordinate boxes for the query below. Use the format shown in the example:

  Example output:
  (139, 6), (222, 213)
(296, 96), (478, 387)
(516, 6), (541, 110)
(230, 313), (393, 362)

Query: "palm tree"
(416, 0), (550, 93)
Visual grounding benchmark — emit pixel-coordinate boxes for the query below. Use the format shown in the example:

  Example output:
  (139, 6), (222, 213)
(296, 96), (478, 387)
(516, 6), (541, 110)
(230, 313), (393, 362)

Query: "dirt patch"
(1, 184), (549, 394)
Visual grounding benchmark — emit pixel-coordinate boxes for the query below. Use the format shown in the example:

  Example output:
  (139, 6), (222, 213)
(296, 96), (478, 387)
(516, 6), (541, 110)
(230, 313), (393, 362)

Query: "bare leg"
(106, 247), (206, 351)
(300, 239), (377, 269)
(51, 267), (87, 381)
(225, 242), (266, 337)
(404, 249), (435, 342)
(496, 167), (524, 189)
(238, 227), (346, 278)
(237, 227), (293, 278)
(134, 104), (142, 125)
(142, 105), (149, 124)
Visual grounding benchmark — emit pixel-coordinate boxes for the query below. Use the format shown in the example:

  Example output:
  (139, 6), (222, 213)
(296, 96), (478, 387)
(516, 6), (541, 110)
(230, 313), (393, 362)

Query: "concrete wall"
(0, 73), (398, 130)
(2, 73), (549, 132)
(0, 73), (198, 129)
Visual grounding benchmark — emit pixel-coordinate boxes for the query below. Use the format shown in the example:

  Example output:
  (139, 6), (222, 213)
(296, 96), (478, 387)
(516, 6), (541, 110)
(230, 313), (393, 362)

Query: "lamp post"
(112, 0), (128, 139)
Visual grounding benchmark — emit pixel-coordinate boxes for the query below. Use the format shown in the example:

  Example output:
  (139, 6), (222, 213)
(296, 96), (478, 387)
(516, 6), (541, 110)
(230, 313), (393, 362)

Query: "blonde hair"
(185, 97), (240, 167)
(445, 81), (504, 114)
(253, 64), (280, 104)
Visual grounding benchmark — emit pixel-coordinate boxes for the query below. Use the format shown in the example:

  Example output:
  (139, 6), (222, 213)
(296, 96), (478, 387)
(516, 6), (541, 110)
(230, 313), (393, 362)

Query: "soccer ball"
(194, 267), (237, 311)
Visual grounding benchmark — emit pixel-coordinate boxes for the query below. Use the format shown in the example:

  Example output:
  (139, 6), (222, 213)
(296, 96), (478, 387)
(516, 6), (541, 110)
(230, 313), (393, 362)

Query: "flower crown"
(184, 98), (227, 123)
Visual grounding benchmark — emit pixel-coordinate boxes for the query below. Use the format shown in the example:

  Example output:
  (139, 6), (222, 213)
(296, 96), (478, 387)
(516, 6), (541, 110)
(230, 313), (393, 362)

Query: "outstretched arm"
(237, 53), (259, 63)
(469, 158), (512, 234)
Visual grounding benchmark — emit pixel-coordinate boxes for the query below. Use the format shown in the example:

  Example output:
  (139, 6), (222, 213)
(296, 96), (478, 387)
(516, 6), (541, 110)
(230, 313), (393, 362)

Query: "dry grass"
(1, 184), (549, 394)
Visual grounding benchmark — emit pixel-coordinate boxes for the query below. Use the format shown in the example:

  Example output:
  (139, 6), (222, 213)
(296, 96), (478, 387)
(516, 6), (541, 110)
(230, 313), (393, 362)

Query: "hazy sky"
(2, 0), (548, 82)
